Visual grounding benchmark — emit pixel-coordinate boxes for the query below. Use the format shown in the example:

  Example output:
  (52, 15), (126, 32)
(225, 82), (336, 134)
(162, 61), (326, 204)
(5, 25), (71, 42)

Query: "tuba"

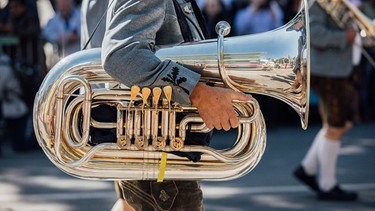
(33, 1), (310, 181)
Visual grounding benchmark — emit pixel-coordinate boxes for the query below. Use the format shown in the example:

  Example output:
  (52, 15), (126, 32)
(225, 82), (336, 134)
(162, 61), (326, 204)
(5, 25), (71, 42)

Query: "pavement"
(0, 119), (374, 211)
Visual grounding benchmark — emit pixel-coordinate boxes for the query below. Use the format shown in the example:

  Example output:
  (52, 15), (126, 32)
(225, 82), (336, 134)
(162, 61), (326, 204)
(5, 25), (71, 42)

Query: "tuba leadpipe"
(33, 1), (310, 181)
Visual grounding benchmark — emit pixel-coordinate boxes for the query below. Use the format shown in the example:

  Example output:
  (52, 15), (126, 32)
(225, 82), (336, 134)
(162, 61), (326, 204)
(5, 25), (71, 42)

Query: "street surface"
(0, 121), (374, 211)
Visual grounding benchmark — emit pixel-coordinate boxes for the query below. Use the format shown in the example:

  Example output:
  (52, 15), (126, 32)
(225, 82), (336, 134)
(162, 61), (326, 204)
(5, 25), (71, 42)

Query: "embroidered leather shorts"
(311, 75), (354, 127)
(118, 180), (203, 211)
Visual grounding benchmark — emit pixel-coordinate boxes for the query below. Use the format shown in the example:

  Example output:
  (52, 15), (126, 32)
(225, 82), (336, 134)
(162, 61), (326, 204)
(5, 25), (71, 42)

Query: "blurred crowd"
(0, 0), (82, 154)
(0, 0), (374, 155)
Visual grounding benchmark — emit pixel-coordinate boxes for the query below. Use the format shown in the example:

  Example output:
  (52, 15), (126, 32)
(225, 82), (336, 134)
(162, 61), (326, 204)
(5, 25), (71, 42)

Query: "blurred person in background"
(201, 0), (234, 38)
(196, 0), (234, 8)
(0, 53), (29, 154)
(0, 0), (46, 152)
(0, 0), (46, 91)
(197, 0), (240, 22)
(233, 0), (283, 35)
(293, 0), (358, 201)
(42, 0), (81, 59)
(48, 0), (83, 13)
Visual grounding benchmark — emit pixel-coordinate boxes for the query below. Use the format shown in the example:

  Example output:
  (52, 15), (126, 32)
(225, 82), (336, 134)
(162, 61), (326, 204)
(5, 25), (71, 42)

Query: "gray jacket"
(309, 2), (353, 77)
(102, 0), (206, 105)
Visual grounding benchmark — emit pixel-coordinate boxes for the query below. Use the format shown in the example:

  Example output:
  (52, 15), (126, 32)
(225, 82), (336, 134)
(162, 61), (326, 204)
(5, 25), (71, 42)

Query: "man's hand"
(346, 27), (357, 44)
(189, 82), (252, 131)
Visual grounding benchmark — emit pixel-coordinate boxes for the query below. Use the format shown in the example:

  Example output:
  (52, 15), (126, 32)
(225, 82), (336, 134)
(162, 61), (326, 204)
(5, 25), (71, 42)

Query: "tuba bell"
(33, 1), (310, 181)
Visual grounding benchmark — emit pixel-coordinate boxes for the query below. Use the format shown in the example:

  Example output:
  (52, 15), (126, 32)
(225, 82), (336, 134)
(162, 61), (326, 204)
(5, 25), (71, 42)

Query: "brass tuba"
(33, 1), (310, 181)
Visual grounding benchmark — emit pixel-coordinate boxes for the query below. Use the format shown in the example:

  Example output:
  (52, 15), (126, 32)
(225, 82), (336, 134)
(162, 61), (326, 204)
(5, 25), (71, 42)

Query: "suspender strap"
(172, 0), (194, 42)
(188, 0), (209, 39)
(172, 0), (209, 41)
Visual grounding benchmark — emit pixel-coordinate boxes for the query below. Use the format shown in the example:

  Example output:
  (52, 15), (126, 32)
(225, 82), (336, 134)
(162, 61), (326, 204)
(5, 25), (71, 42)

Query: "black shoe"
(293, 165), (320, 192)
(318, 185), (358, 201)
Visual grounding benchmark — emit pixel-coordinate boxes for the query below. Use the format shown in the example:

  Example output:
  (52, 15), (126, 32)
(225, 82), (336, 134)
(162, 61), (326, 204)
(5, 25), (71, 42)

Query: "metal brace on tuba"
(33, 0), (310, 181)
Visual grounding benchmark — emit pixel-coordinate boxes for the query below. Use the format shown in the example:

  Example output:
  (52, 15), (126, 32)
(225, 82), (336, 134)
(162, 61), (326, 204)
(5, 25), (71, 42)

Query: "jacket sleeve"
(101, 0), (201, 105)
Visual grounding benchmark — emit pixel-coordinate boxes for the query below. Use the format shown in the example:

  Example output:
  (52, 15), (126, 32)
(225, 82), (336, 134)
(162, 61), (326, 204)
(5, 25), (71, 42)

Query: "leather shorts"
(118, 180), (204, 211)
(311, 75), (354, 127)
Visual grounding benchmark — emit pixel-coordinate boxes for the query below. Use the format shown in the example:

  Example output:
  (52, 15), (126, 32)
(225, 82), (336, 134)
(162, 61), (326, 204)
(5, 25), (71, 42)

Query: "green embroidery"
(162, 66), (189, 94)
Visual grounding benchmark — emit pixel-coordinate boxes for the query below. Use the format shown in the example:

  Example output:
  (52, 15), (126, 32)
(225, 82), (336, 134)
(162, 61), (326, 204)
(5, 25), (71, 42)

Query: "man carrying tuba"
(100, 0), (251, 210)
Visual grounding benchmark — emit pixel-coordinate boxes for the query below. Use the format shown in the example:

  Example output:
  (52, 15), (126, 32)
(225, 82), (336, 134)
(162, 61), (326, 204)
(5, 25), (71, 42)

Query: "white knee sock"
(301, 128), (324, 175)
(318, 136), (341, 192)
